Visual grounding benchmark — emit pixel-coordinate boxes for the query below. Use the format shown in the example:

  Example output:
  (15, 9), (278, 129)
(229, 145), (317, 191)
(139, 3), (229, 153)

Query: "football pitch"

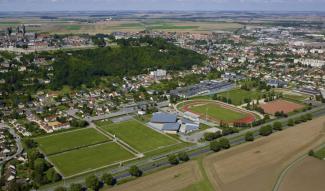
(99, 120), (178, 153)
(34, 128), (109, 155)
(218, 89), (262, 105)
(48, 142), (134, 177)
(178, 100), (256, 124)
(190, 103), (247, 122)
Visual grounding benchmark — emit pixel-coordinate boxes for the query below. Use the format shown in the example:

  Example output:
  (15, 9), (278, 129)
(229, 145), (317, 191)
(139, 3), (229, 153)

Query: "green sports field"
(48, 142), (134, 177)
(218, 89), (262, 105)
(99, 120), (178, 153)
(190, 103), (246, 122)
(34, 128), (109, 155)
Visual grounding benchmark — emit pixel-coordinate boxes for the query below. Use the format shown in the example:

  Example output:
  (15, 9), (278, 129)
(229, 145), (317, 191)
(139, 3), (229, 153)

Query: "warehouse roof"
(162, 123), (180, 131)
(151, 112), (177, 123)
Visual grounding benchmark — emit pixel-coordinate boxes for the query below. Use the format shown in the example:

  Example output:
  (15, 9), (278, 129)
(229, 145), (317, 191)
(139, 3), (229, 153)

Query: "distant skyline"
(1, 0), (325, 12)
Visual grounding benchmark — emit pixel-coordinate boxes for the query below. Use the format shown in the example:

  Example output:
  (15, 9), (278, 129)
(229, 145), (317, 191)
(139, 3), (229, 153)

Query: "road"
(0, 123), (24, 165)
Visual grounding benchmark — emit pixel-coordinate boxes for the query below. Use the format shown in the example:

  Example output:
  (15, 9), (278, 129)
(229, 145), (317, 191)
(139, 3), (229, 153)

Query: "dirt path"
(203, 116), (325, 191)
(107, 161), (203, 191)
(278, 157), (325, 191)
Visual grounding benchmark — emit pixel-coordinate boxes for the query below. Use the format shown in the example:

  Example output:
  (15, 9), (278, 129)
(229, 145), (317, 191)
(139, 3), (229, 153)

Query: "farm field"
(34, 128), (109, 155)
(218, 89), (263, 105)
(278, 157), (325, 191)
(177, 100), (255, 124)
(106, 161), (204, 191)
(98, 120), (178, 153)
(202, 116), (325, 191)
(48, 142), (134, 177)
(0, 18), (242, 34)
(259, 99), (305, 115)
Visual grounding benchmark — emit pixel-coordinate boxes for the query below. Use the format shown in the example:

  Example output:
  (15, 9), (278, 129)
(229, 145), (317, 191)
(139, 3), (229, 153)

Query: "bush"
(54, 187), (67, 191)
(204, 132), (221, 141)
(259, 125), (272, 136)
(85, 175), (100, 191)
(219, 138), (230, 149)
(294, 117), (301, 124)
(222, 128), (238, 136)
(287, 119), (294, 126)
(69, 183), (83, 191)
(168, 154), (179, 165)
(306, 113), (313, 120)
(308, 150), (315, 157)
(101, 173), (116, 186)
(273, 122), (282, 131)
(210, 140), (221, 152)
(245, 131), (254, 141)
(129, 165), (142, 177)
(178, 152), (190, 162)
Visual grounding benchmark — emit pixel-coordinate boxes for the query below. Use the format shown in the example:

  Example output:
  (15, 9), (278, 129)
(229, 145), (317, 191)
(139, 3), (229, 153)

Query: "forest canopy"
(51, 37), (205, 89)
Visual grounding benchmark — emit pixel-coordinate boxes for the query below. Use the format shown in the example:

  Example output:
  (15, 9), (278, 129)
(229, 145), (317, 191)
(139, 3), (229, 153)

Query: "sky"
(0, 0), (325, 12)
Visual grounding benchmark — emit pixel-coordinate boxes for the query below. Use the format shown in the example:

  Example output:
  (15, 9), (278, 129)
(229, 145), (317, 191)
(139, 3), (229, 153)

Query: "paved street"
(0, 123), (23, 165)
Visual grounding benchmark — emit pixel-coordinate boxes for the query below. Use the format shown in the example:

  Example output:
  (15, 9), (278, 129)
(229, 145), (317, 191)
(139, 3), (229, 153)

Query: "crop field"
(0, 18), (242, 34)
(278, 157), (325, 191)
(218, 89), (263, 105)
(34, 128), (109, 155)
(259, 99), (305, 115)
(107, 161), (205, 191)
(48, 142), (134, 177)
(177, 100), (255, 124)
(202, 116), (325, 191)
(64, 25), (81, 30)
(98, 120), (178, 153)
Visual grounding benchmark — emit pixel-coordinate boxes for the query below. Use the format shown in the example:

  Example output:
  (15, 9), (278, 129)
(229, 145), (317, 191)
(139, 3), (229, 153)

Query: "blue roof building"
(162, 123), (180, 132)
(151, 112), (177, 123)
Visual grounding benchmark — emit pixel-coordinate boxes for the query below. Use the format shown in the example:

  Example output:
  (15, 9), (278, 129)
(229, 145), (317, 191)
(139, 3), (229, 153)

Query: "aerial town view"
(0, 0), (325, 191)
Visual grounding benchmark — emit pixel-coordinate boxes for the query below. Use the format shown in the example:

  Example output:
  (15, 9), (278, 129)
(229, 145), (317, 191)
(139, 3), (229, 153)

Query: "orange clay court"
(259, 99), (305, 115)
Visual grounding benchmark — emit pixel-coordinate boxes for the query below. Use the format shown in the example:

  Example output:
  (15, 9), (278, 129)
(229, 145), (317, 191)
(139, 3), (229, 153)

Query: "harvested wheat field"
(203, 116), (325, 191)
(107, 161), (203, 191)
(259, 99), (304, 115)
(278, 157), (325, 191)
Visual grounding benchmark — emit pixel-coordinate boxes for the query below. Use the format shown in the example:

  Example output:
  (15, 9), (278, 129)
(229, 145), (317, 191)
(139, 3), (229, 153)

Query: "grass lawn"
(34, 128), (109, 155)
(190, 103), (246, 122)
(99, 120), (178, 153)
(218, 89), (262, 105)
(283, 94), (309, 102)
(49, 142), (134, 177)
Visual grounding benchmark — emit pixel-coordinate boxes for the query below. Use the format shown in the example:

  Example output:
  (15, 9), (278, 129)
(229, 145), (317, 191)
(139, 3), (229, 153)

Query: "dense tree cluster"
(22, 139), (61, 188)
(51, 37), (205, 89)
(69, 119), (89, 128)
(210, 137), (231, 152)
(259, 125), (273, 136)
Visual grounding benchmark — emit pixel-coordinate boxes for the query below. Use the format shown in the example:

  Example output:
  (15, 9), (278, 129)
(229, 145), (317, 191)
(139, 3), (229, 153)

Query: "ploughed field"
(202, 116), (325, 191)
